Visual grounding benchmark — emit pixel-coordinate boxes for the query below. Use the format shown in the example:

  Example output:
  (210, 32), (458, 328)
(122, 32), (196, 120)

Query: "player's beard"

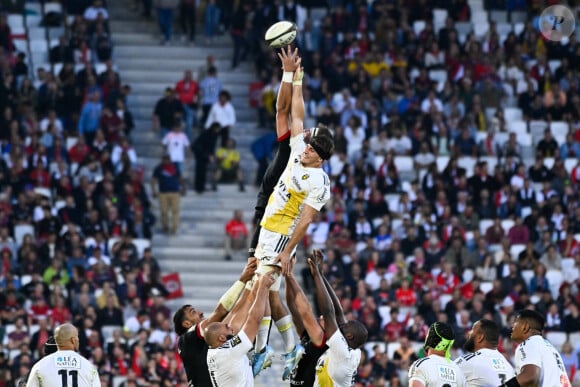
(463, 336), (475, 353)
(226, 334), (234, 341)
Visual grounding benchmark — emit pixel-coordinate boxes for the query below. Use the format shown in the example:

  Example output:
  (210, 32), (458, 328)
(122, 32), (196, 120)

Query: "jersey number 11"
(58, 370), (79, 387)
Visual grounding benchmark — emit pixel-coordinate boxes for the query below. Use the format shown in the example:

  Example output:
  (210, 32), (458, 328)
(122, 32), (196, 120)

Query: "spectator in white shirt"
(414, 142), (436, 175)
(420, 90), (444, 113)
(39, 109), (63, 134)
(387, 127), (412, 155)
(344, 116), (365, 161)
(148, 319), (176, 345)
(123, 309), (151, 339)
(205, 90), (236, 147)
(84, 0), (109, 21)
(162, 120), (190, 173)
(111, 137), (138, 173)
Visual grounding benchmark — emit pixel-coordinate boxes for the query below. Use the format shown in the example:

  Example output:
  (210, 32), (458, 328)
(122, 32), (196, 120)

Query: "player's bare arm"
(284, 254), (325, 346)
(201, 258), (257, 329)
(276, 46), (300, 139)
(312, 249), (347, 326)
(308, 254), (338, 337)
(243, 273), (276, 343)
(275, 203), (318, 276)
(290, 66), (305, 138)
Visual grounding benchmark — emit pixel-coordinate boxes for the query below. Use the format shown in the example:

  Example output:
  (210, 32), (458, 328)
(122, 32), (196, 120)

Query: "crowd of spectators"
(237, 0), (580, 385)
(0, 1), (188, 386)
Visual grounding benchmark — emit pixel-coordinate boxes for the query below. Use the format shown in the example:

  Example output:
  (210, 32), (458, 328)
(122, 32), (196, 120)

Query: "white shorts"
(254, 228), (297, 265)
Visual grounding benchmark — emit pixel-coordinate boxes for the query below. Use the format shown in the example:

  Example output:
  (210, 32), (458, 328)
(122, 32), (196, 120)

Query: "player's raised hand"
(307, 256), (321, 277)
(278, 46), (301, 72)
(311, 249), (324, 271)
(259, 272), (276, 289)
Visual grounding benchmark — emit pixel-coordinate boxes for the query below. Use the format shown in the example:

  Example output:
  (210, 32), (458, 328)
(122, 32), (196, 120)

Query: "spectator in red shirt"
(174, 69), (199, 140)
(383, 308), (407, 342)
(224, 209), (248, 261)
(436, 260), (460, 294)
(28, 161), (51, 188)
(395, 279), (417, 307)
(68, 135), (91, 164)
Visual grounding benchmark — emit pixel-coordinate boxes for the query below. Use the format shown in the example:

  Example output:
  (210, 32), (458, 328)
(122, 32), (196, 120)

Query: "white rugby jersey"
(455, 348), (516, 386)
(409, 355), (466, 387)
(261, 134), (331, 236)
(514, 335), (571, 387)
(207, 330), (253, 387)
(26, 350), (100, 387)
(314, 330), (361, 387)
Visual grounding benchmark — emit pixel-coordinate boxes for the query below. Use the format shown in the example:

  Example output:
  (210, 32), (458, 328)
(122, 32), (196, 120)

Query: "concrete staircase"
(107, 2), (293, 384)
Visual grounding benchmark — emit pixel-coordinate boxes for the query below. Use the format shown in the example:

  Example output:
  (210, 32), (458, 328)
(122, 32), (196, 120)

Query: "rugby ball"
(265, 21), (297, 48)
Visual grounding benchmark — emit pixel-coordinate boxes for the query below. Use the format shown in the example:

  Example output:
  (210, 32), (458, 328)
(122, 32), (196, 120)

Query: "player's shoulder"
(410, 356), (431, 371)
(457, 350), (483, 364)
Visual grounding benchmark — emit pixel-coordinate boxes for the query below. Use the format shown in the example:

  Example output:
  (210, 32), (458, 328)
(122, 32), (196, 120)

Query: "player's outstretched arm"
(290, 66), (305, 138)
(276, 46), (300, 140)
(308, 255), (338, 338)
(242, 273), (275, 343)
(275, 204), (318, 276)
(500, 365), (540, 387)
(201, 258), (257, 329)
(312, 250), (347, 326)
(284, 254), (325, 346)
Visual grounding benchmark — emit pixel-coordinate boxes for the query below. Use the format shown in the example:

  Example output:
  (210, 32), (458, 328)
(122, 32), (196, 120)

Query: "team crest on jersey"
(491, 358), (506, 371)
(301, 174), (309, 180)
(230, 335), (242, 347)
(438, 366), (456, 382)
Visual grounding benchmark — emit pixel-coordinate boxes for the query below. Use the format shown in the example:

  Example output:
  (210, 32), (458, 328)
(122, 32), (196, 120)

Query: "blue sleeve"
(78, 105), (87, 133)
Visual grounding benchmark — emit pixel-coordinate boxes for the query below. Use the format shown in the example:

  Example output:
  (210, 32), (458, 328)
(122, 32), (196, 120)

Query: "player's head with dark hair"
(511, 309), (545, 343)
(304, 124), (333, 144)
(463, 319), (499, 352)
(173, 305), (205, 336)
(341, 320), (368, 349)
(308, 134), (334, 162)
(42, 336), (58, 356)
(424, 322), (455, 358)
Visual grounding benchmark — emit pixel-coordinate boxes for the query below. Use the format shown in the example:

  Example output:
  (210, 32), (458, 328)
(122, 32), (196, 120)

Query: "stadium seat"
(473, 23), (490, 38)
(113, 376), (128, 387)
(7, 14), (25, 29)
(490, 11), (508, 23)
(24, 2), (43, 15)
(503, 107), (523, 122)
(508, 120), (527, 137)
(12, 39), (28, 54)
(465, 231), (474, 242)
(471, 10), (488, 23)
(481, 156), (498, 173)
(554, 134), (566, 147)
(575, 234), (580, 243)
(529, 120), (548, 137)
(66, 136), (78, 150)
(392, 219), (403, 232)
(14, 224), (35, 246)
(550, 121), (569, 137)
(480, 282), (493, 294)
(24, 15), (42, 28)
(518, 133), (532, 147)
(546, 332), (567, 351)
(521, 206), (532, 218)
(458, 157), (477, 177)
(509, 244), (526, 260)
(413, 20), (426, 37)
(545, 270), (564, 299)
(439, 294), (453, 309)
(387, 342), (399, 360)
(479, 219), (494, 234)
(433, 9), (448, 24)
(429, 69), (447, 84)
(133, 238), (152, 258)
(436, 156), (450, 172)
(501, 219), (514, 234)
(394, 156), (414, 180)
(521, 270), (534, 288)
(514, 22), (525, 35)
(561, 258), (579, 283)
(548, 60), (561, 74)
(20, 274), (32, 286)
(44, 2), (63, 14)
(564, 158), (577, 175)
(101, 325), (122, 342)
(543, 157), (555, 169)
(455, 22), (472, 36)
(494, 132), (510, 147)
(364, 341), (386, 357)
(510, 11), (527, 23)
(107, 237), (121, 254)
(373, 155), (384, 170)
(34, 187), (52, 201)
(28, 27), (46, 40)
(29, 324), (40, 336)
(569, 332), (580, 347)
(378, 305), (391, 328)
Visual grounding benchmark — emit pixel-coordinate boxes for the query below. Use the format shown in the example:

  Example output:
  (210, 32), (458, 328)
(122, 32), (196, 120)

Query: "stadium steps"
(108, 2), (291, 384)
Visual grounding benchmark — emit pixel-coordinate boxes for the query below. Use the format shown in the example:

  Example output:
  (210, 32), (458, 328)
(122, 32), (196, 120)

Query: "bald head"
(55, 323), (79, 351)
(205, 322), (232, 349)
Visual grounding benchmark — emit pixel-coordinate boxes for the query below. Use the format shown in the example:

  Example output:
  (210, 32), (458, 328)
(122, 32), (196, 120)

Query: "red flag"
(162, 272), (184, 299)
(249, 82), (264, 108)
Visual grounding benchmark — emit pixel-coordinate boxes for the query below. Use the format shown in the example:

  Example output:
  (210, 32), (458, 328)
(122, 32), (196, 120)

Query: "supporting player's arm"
(500, 365), (540, 387)
(276, 204), (318, 276)
(284, 254), (325, 346)
(308, 254), (338, 338)
(289, 66), (305, 138)
(242, 273), (275, 343)
(312, 249), (347, 326)
(200, 258), (257, 329)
